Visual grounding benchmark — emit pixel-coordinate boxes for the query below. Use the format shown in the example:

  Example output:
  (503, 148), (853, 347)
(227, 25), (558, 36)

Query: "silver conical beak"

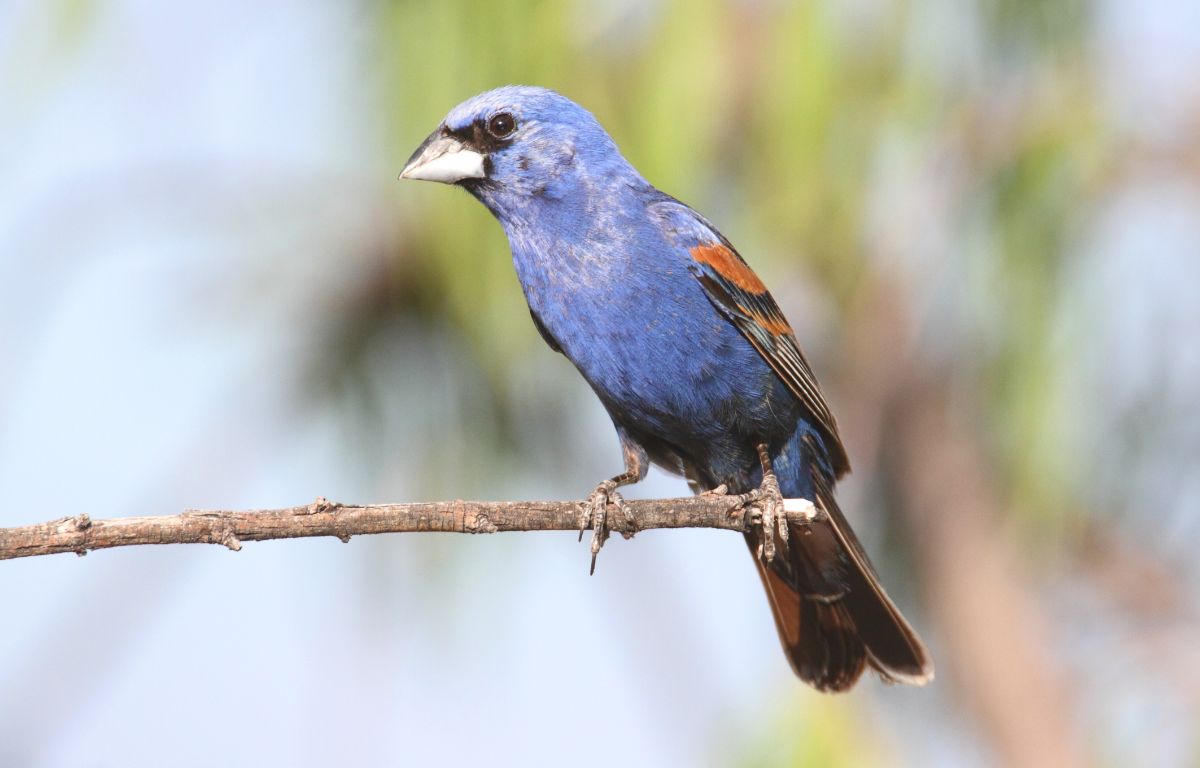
(399, 131), (486, 184)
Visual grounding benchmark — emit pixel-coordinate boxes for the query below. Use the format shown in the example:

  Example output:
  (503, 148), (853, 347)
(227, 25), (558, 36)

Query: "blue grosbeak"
(401, 86), (932, 691)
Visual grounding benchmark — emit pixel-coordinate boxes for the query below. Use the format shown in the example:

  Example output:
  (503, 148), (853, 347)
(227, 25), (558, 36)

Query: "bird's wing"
(649, 197), (850, 477)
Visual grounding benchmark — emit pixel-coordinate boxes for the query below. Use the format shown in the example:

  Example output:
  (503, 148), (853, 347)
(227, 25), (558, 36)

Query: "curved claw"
(579, 480), (622, 575)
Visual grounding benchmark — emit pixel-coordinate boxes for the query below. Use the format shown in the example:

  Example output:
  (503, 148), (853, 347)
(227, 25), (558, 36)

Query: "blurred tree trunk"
(845, 281), (1087, 768)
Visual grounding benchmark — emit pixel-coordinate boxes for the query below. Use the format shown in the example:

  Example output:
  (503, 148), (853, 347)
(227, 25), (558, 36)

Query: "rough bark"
(0, 495), (818, 561)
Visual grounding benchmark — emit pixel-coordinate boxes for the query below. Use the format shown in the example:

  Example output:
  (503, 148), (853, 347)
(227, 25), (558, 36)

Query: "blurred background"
(2, 0), (1197, 765)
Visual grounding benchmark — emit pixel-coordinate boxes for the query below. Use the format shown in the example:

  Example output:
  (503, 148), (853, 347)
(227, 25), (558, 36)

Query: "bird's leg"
(579, 470), (636, 573)
(737, 444), (788, 563)
(578, 432), (647, 575)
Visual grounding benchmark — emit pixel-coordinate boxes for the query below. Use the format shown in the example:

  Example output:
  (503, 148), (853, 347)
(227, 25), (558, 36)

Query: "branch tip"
(783, 498), (818, 523)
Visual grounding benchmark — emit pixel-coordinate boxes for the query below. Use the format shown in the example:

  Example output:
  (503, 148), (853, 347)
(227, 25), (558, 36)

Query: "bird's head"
(400, 86), (634, 216)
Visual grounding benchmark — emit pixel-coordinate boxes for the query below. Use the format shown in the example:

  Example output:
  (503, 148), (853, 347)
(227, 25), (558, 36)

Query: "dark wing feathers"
(649, 195), (850, 476)
(649, 197), (931, 688)
(691, 250), (851, 478)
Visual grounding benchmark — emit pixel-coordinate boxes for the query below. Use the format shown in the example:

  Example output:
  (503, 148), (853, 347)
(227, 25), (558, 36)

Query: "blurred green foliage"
(739, 691), (893, 767)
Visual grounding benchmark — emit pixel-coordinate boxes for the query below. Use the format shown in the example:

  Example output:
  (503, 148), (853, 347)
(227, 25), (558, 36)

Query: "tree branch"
(0, 495), (819, 561)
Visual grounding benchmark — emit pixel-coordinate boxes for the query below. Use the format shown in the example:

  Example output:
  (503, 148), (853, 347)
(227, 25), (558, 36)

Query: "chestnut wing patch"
(689, 242), (850, 477)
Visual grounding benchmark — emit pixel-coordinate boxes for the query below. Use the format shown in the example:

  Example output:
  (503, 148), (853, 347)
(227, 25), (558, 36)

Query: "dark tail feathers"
(749, 474), (933, 691)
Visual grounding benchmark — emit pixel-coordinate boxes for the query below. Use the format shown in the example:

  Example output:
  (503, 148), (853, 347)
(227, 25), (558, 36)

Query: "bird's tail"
(749, 451), (933, 691)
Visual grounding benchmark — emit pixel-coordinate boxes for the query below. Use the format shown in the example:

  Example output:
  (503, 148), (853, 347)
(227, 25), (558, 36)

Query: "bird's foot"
(701, 484), (728, 497)
(577, 478), (633, 575)
(737, 445), (789, 563)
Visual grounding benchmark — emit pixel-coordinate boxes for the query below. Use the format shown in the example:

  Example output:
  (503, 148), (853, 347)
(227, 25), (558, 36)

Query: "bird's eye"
(487, 112), (517, 139)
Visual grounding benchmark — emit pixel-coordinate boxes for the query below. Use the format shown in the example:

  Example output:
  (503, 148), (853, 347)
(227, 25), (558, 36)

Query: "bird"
(399, 85), (933, 691)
